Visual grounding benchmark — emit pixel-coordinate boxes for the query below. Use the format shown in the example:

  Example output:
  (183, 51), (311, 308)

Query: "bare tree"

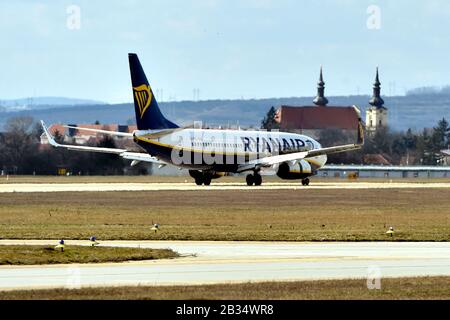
(0, 117), (40, 174)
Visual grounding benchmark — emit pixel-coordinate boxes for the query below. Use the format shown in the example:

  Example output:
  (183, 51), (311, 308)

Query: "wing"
(63, 125), (133, 137)
(238, 119), (364, 173)
(41, 121), (165, 164)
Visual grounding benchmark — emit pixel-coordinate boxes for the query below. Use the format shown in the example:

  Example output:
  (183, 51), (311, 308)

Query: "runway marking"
(1, 182), (450, 193)
(1, 241), (450, 290)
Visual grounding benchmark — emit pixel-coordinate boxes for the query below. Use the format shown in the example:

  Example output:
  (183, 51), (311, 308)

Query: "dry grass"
(1, 277), (450, 300)
(0, 188), (449, 241)
(0, 175), (191, 184)
(0, 245), (177, 265)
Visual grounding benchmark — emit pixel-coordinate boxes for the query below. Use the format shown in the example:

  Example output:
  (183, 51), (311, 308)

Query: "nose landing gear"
(301, 178), (310, 186)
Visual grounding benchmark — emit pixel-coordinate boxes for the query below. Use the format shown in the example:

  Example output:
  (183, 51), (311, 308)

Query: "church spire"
(369, 67), (385, 108)
(313, 66), (329, 106)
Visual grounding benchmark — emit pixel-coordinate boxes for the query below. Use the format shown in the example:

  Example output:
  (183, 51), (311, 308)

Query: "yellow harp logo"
(133, 84), (153, 118)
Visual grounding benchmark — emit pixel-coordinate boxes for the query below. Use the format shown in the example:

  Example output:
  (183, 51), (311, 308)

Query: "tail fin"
(128, 53), (179, 130)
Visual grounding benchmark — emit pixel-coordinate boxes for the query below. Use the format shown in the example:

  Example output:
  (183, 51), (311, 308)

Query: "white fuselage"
(135, 128), (327, 174)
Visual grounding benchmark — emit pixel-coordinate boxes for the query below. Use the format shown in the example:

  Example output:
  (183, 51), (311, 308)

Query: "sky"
(0, 0), (450, 103)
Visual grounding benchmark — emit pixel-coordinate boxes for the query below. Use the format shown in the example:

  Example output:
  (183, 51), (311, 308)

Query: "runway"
(1, 181), (450, 193)
(1, 241), (450, 291)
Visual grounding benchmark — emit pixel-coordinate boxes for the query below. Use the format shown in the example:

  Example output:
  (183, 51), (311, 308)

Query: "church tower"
(313, 66), (329, 106)
(366, 67), (388, 132)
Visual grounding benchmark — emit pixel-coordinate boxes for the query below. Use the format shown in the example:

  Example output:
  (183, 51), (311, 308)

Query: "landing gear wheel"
(203, 177), (212, 186)
(254, 174), (262, 186)
(302, 178), (310, 186)
(246, 174), (255, 186)
(195, 177), (203, 186)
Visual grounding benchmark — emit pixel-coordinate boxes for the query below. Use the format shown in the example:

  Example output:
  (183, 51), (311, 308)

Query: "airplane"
(41, 53), (364, 186)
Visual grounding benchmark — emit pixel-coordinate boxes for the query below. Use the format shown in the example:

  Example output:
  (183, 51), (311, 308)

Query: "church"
(365, 68), (388, 133)
(274, 68), (388, 140)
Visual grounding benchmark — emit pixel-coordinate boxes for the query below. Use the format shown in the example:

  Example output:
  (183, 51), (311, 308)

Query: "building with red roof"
(274, 68), (361, 140)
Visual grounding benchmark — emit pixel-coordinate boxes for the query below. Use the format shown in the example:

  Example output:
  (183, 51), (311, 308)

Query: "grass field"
(0, 245), (177, 265)
(0, 187), (449, 241)
(1, 277), (449, 300)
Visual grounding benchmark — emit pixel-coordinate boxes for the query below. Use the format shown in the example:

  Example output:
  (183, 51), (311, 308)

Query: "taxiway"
(0, 241), (449, 291)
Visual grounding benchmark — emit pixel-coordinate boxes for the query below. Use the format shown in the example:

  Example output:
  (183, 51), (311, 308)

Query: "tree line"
(261, 106), (450, 165)
(1, 112), (449, 176)
(0, 117), (147, 176)
(319, 121), (449, 165)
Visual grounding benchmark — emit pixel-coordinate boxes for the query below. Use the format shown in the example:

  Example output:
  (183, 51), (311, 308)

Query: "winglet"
(40, 120), (61, 147)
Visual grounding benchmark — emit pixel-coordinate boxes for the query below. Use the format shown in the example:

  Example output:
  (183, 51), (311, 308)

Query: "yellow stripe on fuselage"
(135, 135), (324, 167)
(135, 135), (260, 157)
(287, 170), (312, 174)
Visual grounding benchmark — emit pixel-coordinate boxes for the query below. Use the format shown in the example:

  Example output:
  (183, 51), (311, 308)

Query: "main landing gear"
(195, 176), (212, 186)
(301, 178), (310, 186)
(246, 173), (262, 186)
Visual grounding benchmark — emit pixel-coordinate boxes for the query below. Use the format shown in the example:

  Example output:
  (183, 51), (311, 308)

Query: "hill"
(0, 97), (106, 112)
(0, 93), (449, 132)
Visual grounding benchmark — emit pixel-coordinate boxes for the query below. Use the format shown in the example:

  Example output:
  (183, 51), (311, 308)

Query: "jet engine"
(276, 160), (312, 180)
